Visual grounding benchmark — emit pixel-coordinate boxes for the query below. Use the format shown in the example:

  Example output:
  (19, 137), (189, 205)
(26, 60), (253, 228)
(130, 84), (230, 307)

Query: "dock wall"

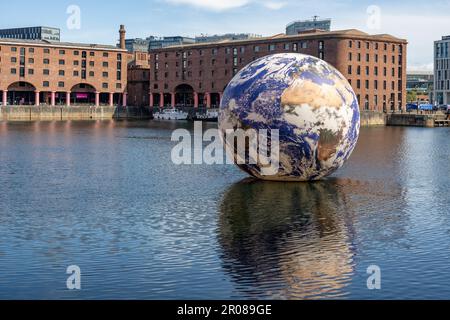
(0, 105), (152, 121)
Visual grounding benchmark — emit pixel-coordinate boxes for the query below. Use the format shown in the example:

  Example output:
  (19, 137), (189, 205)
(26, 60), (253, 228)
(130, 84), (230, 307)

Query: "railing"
(2, 103), (119, 107)
(152, 106), (219, 114)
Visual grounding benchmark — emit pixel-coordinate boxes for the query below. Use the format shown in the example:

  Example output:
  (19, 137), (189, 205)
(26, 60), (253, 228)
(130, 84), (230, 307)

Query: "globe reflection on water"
(218, 178), (358, 299)
(1, 122), (449, 300)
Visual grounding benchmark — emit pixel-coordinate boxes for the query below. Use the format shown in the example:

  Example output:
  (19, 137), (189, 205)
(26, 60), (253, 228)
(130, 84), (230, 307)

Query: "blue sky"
(2, 0), (450, 70)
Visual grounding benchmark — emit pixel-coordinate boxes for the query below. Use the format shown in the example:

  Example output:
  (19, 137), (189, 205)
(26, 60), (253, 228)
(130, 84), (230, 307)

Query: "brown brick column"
(206, 92), (211, 108)
(3, 90), (8, 106)
(194, 92), (199, 108)
(171, 92), (175, 107)
(51, 92), (56, 106)
(159, 92), (164, 108)
(35, 91), (40, 106)
(109, 92), (114, 107)
(95, 92), (100, 107)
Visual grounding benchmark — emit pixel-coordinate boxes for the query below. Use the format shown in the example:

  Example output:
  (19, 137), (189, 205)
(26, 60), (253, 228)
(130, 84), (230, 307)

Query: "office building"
(0, 26), (60, 41)
(286, 17), (331, 35)
(434, 36), (450, 105)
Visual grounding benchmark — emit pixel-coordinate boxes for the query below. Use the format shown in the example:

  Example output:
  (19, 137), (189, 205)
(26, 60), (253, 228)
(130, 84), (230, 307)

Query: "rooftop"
(407, 70), (434, 76)
(286, 17), (332, 28)
(0, 26), (60, 30)
(151, 29), (408, 51)
(0, 38), (126, 51)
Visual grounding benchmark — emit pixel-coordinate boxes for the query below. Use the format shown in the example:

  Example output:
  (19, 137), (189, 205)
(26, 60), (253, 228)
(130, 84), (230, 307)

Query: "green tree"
(407, 90), (417, 103)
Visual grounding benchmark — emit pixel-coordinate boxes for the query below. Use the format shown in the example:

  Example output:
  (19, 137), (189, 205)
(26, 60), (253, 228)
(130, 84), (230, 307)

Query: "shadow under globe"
(218, 178), (358, 299)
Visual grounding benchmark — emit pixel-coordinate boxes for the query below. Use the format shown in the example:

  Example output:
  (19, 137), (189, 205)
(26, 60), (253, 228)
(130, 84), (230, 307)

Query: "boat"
(153, 108), (188, 120)
(194, 109), (219, 122)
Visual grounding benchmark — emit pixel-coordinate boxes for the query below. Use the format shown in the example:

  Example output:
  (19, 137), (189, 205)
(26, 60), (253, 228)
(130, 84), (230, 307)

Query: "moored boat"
(153, 108), (189, 120)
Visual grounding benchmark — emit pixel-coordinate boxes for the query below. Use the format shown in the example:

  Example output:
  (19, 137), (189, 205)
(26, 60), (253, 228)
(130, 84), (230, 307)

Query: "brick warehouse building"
(0, 26), (128, 107)
(149, 29), (407, 112)
(127, 51), (150, 107)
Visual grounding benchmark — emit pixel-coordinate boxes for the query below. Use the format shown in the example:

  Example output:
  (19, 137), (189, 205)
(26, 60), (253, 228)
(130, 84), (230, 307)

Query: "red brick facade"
(149, 29), (407, 111)
(128, 65), (150, 107)
(0, 39), (128, 106)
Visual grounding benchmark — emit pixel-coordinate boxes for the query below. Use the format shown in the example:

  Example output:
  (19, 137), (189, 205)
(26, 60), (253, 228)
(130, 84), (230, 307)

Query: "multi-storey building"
(0, 26), (128, 107)
(125, 38), (151, 52)
(127, 51), (150, 107)
(195, 33), (262, 43)
(434, 36), (450, 105)
(149, 36), (195, 51)
(0, 26), (60, 41)
(407, 71), (433, 103)
(127, 65), (150, 107)
(149, 29), (407, 112)
(286, 17), (331, 35)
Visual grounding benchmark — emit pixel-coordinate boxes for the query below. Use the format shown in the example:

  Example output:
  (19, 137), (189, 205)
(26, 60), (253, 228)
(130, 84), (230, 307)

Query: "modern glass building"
(124, 38), (151, 52)
(149, 36), (195, 50)
(434, 36), (450, 105)
(124, 36), (196, 52)
(0, 26), (60, 41)
(195, 33), (262, 43)
(286, 17), (331, 35)
(407, 71), (433, 103)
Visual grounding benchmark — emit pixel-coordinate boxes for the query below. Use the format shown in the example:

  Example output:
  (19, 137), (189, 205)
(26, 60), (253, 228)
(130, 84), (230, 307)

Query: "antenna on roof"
(313, 15), (319, 21)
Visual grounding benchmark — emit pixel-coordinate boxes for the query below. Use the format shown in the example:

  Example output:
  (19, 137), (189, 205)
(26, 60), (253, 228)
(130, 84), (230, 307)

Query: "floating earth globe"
(219, 53), (360, 181)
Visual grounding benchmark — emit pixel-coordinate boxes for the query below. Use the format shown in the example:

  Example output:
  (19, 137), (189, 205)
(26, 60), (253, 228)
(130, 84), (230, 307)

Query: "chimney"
(119, 25), (126, 50)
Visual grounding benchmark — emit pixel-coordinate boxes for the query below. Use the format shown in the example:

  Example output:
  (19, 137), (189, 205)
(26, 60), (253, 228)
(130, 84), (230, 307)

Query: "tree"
(407, 90), (417, 103)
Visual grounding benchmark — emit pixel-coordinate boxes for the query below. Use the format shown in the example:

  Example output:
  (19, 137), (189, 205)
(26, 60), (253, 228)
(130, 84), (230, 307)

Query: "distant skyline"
(1, 0), (450, 71)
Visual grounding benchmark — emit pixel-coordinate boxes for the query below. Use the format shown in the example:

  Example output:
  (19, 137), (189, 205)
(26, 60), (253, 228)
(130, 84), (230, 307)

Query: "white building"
(434, 36), (450, 105)
(286, 17), (331, 35)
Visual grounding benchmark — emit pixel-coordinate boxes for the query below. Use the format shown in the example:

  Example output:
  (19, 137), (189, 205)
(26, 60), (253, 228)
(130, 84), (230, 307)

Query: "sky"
(2, 0), (450, 71)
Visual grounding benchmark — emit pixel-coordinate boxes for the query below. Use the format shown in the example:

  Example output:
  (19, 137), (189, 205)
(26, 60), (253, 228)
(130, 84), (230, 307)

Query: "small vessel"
(194, 109), (219, 122)
(153, 108), (188, 120)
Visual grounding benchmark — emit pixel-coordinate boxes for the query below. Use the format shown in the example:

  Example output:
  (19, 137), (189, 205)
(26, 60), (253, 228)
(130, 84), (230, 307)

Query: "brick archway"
(7, 81), (37, 105)
(175, 84), (194, 108)
(70, 83), (97, 105)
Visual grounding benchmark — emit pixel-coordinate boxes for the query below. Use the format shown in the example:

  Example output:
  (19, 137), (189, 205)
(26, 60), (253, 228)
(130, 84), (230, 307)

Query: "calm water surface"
(0, 120), (450, 299)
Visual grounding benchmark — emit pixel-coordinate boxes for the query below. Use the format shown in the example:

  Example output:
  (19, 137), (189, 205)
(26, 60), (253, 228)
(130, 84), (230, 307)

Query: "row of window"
(8, 67), (113, 78)
(435, 42), (449, 59)
(436, 69), (449, 81)
(348, 41), (402, 53)
(348, 65), (403, 77)
(356, 94), (403, 111)
(435, 80), (450, 91)
(156, 68), (240, 80)
(153, 82), (217, 90)
(348, 52), (402, 65)
(7, 57), (112, 67)
(436, 59), (450, 71)
(155, 56), (249, 70)
(154, 42), (312, 61)
(348, 78), (402, 91)
(40, 81), (122, 89)
(154, 40), (402, 62)
(0, 46), (117, 58)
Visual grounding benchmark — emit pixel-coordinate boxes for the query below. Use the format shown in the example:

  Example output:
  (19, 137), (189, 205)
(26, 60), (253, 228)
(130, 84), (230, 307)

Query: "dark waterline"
(0, 120), (449, 299)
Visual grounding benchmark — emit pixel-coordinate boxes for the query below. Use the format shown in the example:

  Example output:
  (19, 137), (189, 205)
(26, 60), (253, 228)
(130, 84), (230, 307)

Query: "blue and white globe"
(219, 53), (360, 181)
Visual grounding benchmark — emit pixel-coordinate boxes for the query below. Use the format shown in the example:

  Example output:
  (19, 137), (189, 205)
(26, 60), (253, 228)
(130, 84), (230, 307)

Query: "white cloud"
(164, 0), (288, 11)
(263, 1), (287, 10)
(165, 0), (250, 11)
(408, 63), (434, 73)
